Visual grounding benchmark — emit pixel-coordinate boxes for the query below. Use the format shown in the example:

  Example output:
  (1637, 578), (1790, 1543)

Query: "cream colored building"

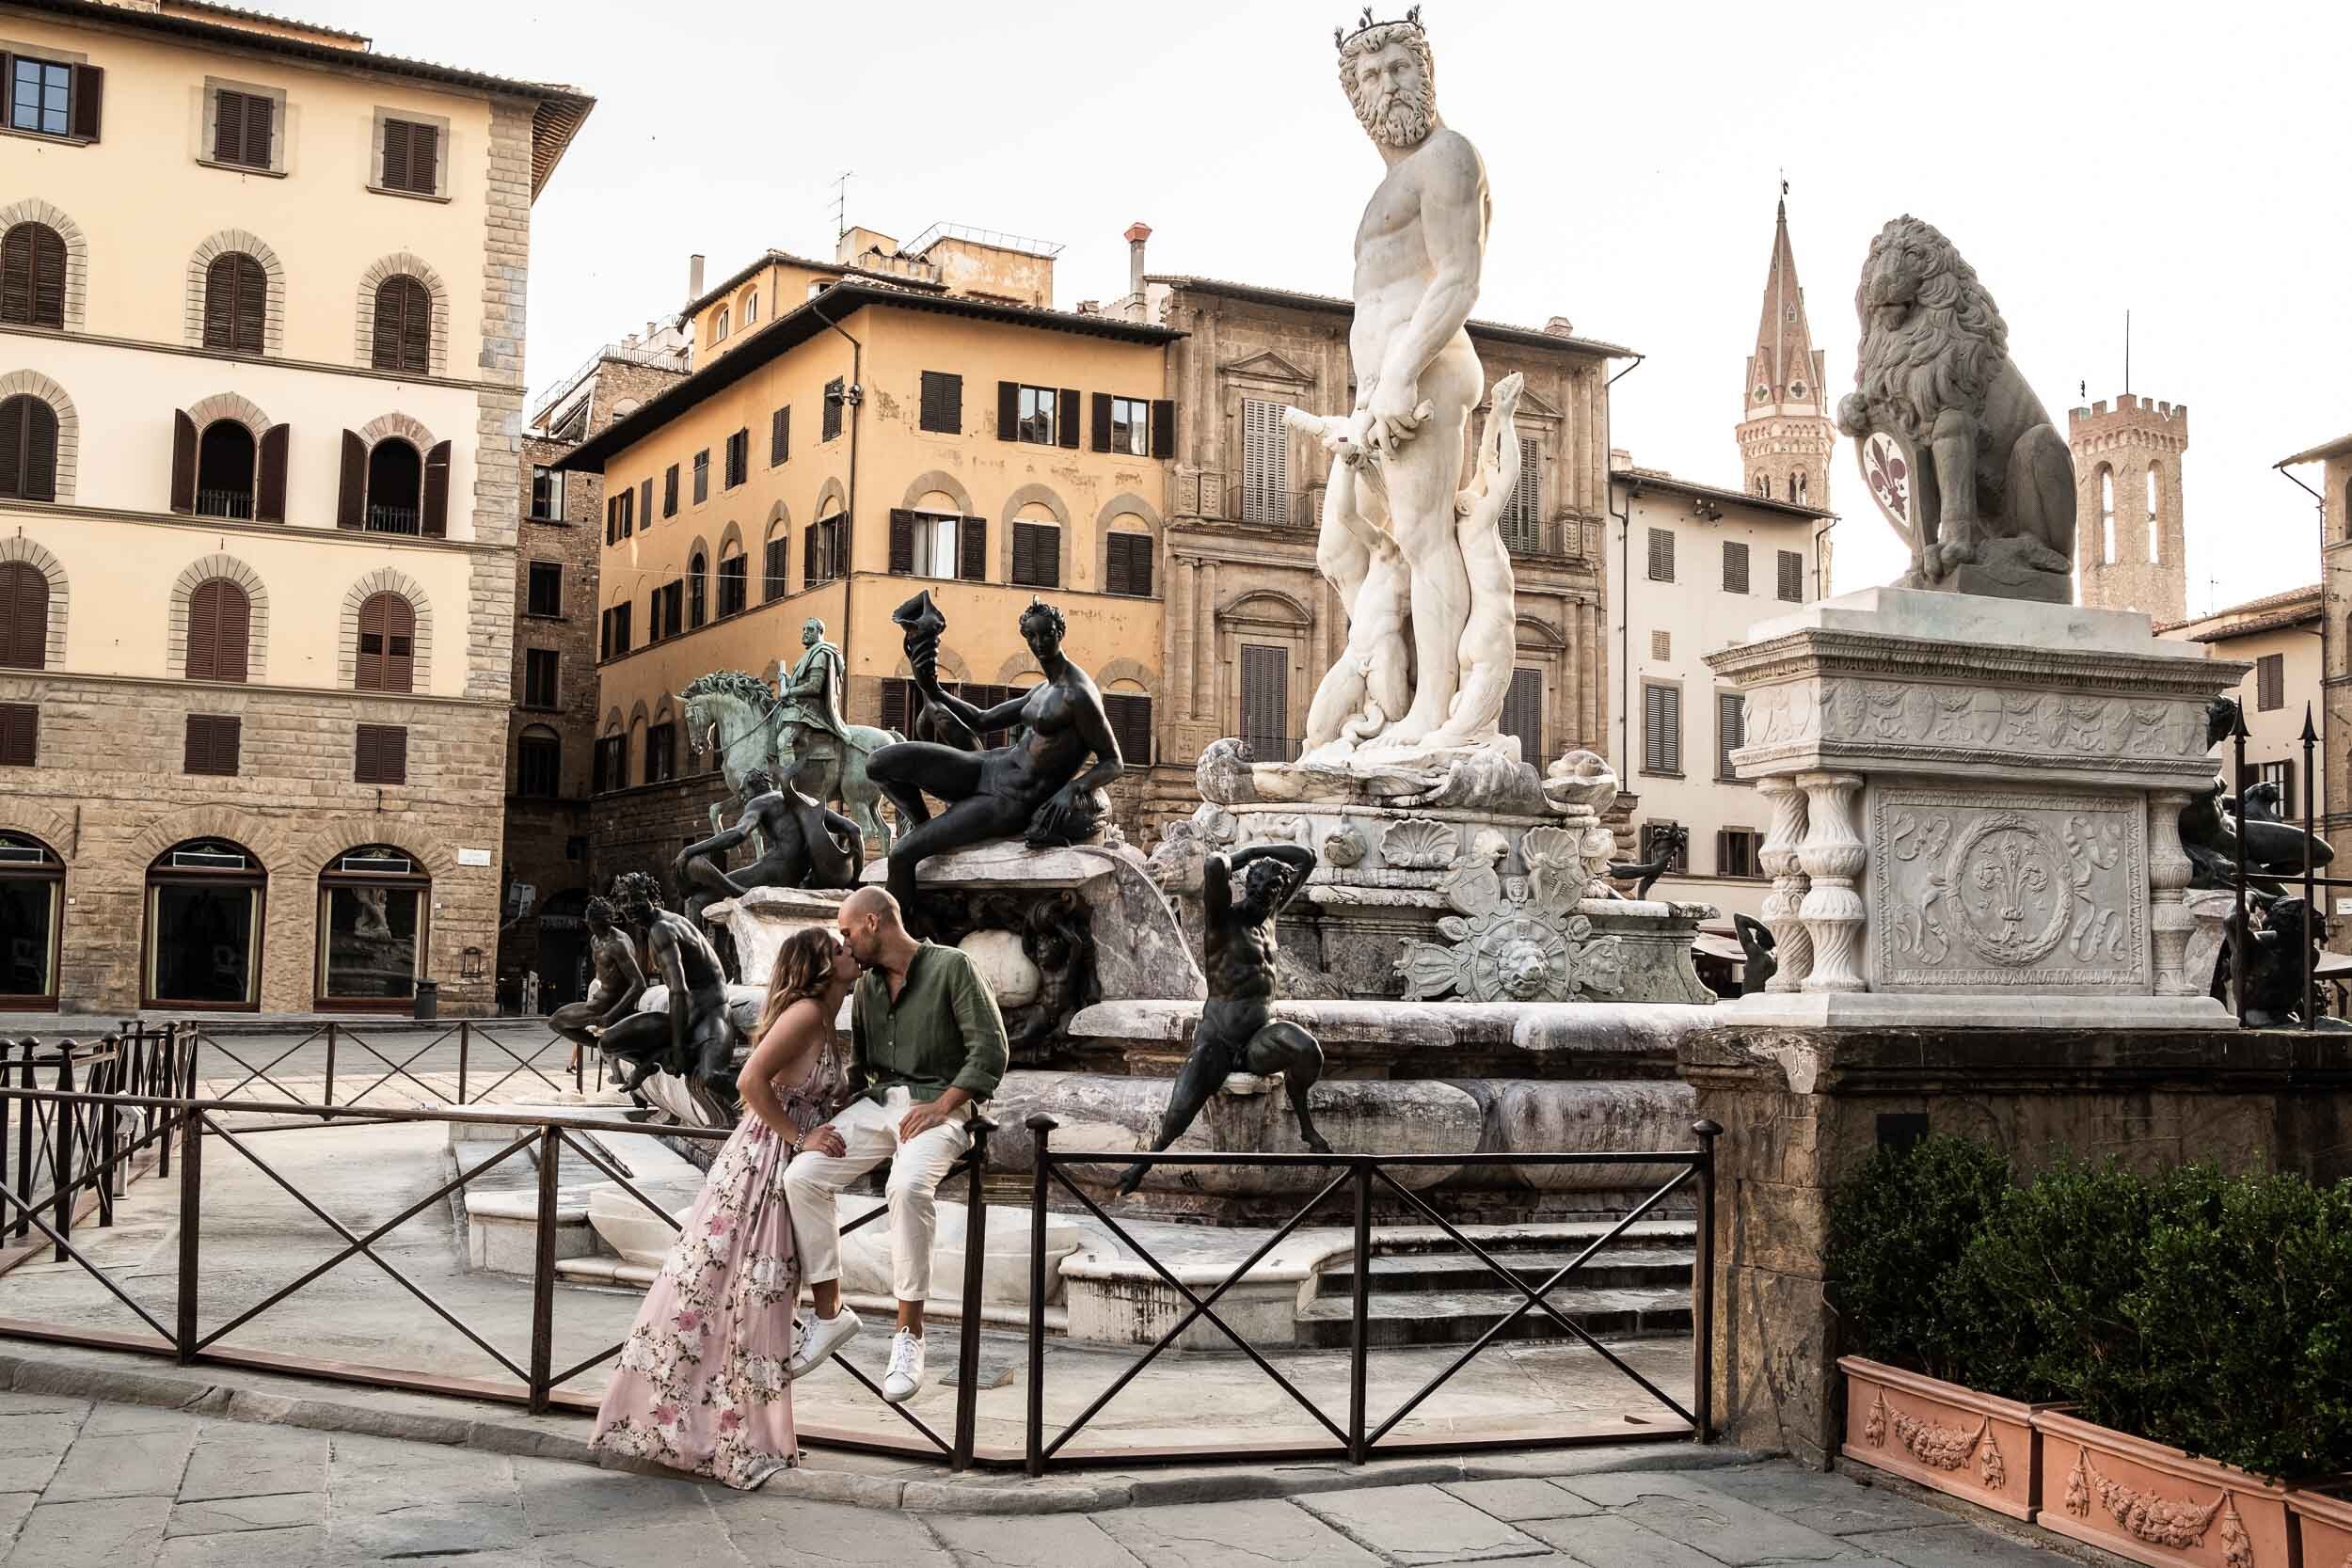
(0, 0), (587, 1012)
(2160, 586), (2323, 817)
(1608, 462), (1831, 924)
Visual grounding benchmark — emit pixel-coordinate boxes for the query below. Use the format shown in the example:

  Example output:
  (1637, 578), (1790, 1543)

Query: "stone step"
(1321, 1246), (1696, 1296)
(1361, 1219), (1696, 1259)
(1294, 1284), (1692, 1348)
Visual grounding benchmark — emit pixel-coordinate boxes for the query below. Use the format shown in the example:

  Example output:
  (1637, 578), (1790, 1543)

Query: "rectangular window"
(1723, 540), (1750, 594)
(770, 405), (790, 466)
(921, 372), (962, 435)
(1504, 436), (1541, 536)
(1015, 385), (1057, 446)
(806, 515), (847, 586)
(764, 535), (788, 601)
(1642, 682), (1682, 774)
(1651, 630), (1671, 662)
(1717, 690), (1747, 780)
(526, 562), (563, 617)
(378, 116), (440, 196)
(718, 555), (747, 617)
(516, 733), (559, 799)
(822, 378), (845, 442)
(1777, 548), (1804, 602)
(523, 648), (559, 708)
(610, 603), (631, 656)
(210, 87), (275, 169)
(1011, 521), (1060, 588)
(1500, 667), (1544, 765)
(1104, 532), (1153, 597)
(2257, 653), (2285, 711)
(1241, 397), (1289, 524)
(1646, 527), (1676, 583)
(644, 722), (677, 784)
(2257, 758), (2295, 804)
(691, 450), (709, 504)
(355, 724), (407, 785)
(1102, 691), (1154, 767)
(0, 702), (35, 766)
(658, 580), (683, 640)
(614, 485), (633, 538)
(1107, 395), (1150, 456)
(184, 714), (240, 777)
(640, 478), (653, 531)
(1642, 819), (1691, 873)
(893, 511), (962, 578)
(593, 735), (627, 793)
(528, 466), (557, 520)
(663, 464), (679, 516)
(9, 57), (72, 137)
(1717, 828), (1763, 880)
(1239, 643), (1291, 762)
(724, 429), (749, 488)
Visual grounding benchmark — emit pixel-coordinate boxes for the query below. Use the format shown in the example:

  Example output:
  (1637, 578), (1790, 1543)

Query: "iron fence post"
(1692, 1118), (1721, 1445)
(1025, 1114), (1056, 1478)
(324, 1023), (339, 1109)
(98, 1036), (119, 1219)
(2233, 712), (2250, 1022)
(11, 1041), (30, 1243)
(52, 1046), (73, 1262)
(1348, 1158), (1373, 1465)
(527, 1125), (561, 1412)
(176, 1106), (201, 1363)
(952, 1117), (994, 1472)
(457, 1021), (470, 1106)
(2303, 705), (2319, 1030)
(157, 1023), (176, 1180)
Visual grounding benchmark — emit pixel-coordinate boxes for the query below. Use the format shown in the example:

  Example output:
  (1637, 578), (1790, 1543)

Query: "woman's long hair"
(754, 927), (842, 1044)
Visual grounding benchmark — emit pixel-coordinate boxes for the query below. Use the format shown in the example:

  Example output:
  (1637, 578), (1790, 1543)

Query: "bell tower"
(1736, 191), (1834, 511)
(2069, 393), (2188, 624)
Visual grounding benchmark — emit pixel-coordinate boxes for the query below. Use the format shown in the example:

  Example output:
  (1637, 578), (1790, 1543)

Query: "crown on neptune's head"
(1335, 5), (1422, 49)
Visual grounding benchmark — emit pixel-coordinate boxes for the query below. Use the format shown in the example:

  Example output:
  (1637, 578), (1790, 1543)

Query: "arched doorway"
(316, 844), (428, 1007)
(145, 838), (263, 1008)
(534, 887), (589, 1009)
(0, 831), (62, 1008)
(366, 438), (422, 533)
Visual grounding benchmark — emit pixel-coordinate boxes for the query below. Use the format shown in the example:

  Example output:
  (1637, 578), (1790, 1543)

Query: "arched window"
(2099, 468), (2116, 564)
(2146, 464), (2162, 565)
(711, 306), (729, 343)
(0, 222), (66, 328)
(516, 722), (560, 799)
(689, 548), (707, 628)
(185, 578), (252, 683)
(0, 831), (62, 1007)
(716, 542), (747, 617)
(1758, 474), (1772, 500)
(196, 420), (256, 519)
(202, 252), (267, 353)
(371, 275), (432, 374)
(0, 393), (58, 501)
(367, 437), (422, 533)
(355, 592), (416, 692)
(145, 837), (264, 1008)
(1790, 471), (1804, 504)
(740, 289), (759, 326)
(0, 560), (49, 670)
(1010, 506), (1062, 589)
(317, 844), (429, 1007)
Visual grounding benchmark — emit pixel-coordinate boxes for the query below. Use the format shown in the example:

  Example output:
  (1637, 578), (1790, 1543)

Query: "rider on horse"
(775, 617), (851, 775)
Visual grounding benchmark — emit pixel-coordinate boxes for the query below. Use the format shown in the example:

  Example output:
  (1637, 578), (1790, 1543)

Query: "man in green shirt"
(784, 886), (1008, 1402)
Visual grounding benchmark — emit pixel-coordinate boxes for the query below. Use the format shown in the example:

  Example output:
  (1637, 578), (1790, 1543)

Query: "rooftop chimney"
(688, 253), (706, 304)
(1124, 222), (1152, 300)
(1544, 316), (1575, 337)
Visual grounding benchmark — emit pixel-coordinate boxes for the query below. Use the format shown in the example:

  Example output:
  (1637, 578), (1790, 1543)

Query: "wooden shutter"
(170, 410), (199, 513)
(185, 715), (240, 775)
(409, 122), (439, 193)
(1718, 691), (1746, 780)
(1644, 684), (1681, 773)
(1646, 528), (1675, 582)
(381, 117), (409, 191)
(0, 224), (62, 328)
(771, 405), (789, 466)
(821, 378), (843, 442)
(1723, 540), (1750, 594)
(1151, 399), (1175, 460)
(664, 465), (679, 515)
(959, 515), (987, 581)
(803, 524), (818, 584)
(996, 381), (1019, 441)
(360, 594), (415, 693)
(0, 226), (26, 325)
(206, 254), (265, 352)
(1057, 388), (1080, 449)
(334, 431), (364, 529)
(0, 703), (35, 767)
(1240, 645), (1288, 758)
(373, 277), (431, 373)
(18, 398), (51, 502)
(1778, 549), (1803, 602)
(245, 92), (273, 167)
(1106, 534), (1152, 597)
(640, 477), (653, 531)
(1090, 393), (1112, 453)
(357, 724), (407, 785)
(921, 372), (961, 435)
(255, 424), (288, 522)
(880, 678), (908, 735)
(0, 562), (46, 670)
(0, 398), (19, 499)
(1104, 692), (1152, 767)
(421, 441), (451, 537)
(1242, 398), (1288, 521)
(187, 579), (249, 683)
(1501, 667), (1544, 763)
(888, 508), (915, 575)
(70, 64), (102, 141)
(1012, 521), (1060, 588)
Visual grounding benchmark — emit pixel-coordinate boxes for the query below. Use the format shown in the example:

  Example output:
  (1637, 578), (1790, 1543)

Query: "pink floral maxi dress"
(592, 1037), (843, 1487)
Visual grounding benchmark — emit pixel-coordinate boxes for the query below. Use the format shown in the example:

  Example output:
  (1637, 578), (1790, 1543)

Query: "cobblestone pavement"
(0, 1389), (2107, 1567)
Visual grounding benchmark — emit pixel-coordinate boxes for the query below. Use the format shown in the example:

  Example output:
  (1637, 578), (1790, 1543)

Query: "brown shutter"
(188, 579), (249, 683)
(1104, 535), (1130, 597)
(70, 63), (102, 139)
(337, 431), (366, 529)
(880, 678), (908, 735)
(1151, 399), (1175, 460)
(0, 562), (46, 670)
(803, 524), (818, 584)
(19, 400), (52, 501)
(170, 410), (198, 514)
(1011, 521), (1036, 586)
(231, 258), (265, 352)
(411, 123), (439, 193)
(421, 440), (451, 537)
(210, 90), (239, 164)
(254, 424), (289, 522)
(216, 583), (250, 683)
(887, 508), (915, 575)
(640, 477), (653, 530)
(996, 381), (1018, 441)
(29, 225), (62, 328)
(1240, 645), (1288, 757)
(0, 399), (20, 499)
(0, 227), (27, 324)
(357, 724), (408, 784)
(0, 703), (36, 767)
(1057, 388), (1080, 449)
(184, 715), (240, 776)
(1128, 535), (1153, 597)
(202, 258), (235, 347)
(385, 596), (415, 692)
(246, 93), (274, 168)
(355, 593), (383, 690)
(381, 119), (409, 192)
(1090, 393), (1112, 453)
(959, 515), (987, 581)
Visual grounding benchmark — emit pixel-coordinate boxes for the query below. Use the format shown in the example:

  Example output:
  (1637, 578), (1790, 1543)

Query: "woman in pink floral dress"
(592, 927), (854, 1487)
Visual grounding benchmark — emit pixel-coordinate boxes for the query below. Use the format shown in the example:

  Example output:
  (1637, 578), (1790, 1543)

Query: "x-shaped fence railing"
(185, 1022), (586, 1112)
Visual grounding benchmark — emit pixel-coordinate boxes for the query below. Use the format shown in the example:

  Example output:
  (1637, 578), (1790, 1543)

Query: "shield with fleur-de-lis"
(1858, 429), (1918, 553)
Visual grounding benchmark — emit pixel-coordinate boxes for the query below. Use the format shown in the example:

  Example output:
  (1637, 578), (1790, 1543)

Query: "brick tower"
(1737, 193), (1834, 511)
(2069, 393), (2187, 623)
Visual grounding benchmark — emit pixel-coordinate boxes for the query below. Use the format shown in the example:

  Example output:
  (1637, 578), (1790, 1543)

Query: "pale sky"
(310, 0), (2352, 615)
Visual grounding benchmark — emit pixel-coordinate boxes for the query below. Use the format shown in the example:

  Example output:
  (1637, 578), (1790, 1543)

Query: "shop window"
(316, 844), (427, 1007)
(145, 837), (263, 1008)
(0, 832), (61, 1007)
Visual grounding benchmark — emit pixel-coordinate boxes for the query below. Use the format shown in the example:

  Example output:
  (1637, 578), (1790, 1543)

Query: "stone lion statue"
(1836, 216), (2075, 601)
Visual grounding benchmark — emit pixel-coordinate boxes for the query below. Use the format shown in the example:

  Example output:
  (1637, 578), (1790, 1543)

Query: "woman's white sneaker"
(882, 1329), (926, 1402)
(789, 1307), (860, 1380)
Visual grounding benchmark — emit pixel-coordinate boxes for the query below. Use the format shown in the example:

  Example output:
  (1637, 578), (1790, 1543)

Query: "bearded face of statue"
(1342, 32), (1435, 150)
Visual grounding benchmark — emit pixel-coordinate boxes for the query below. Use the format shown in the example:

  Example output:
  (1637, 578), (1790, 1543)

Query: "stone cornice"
(0, 668), (504, 710)
(0, 322), (509, 395)
(1706, 626), (2249, 700)
(0, 498), (510, 556)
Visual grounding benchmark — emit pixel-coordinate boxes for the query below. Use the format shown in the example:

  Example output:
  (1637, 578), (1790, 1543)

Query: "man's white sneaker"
(789, 1307), (860, 1380)
(882, 1328), (926, 1402)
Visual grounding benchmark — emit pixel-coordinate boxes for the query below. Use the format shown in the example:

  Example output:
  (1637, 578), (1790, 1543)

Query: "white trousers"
(782, 1086), (971, 1303)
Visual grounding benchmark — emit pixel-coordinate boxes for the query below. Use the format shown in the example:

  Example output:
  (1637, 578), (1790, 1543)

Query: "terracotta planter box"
(2033, 1408), (2295, 1568)
(2290, 1484), (2352, 1568)
(1837, 1355), (2044, 1520)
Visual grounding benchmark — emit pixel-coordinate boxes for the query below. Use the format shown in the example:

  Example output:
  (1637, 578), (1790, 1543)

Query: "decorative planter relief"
(1838, 1356), (2043, 1520)
(2034, 1409), (2294, 1568)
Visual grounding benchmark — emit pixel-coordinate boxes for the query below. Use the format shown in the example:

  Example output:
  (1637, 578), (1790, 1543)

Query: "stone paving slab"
(1298, 1482), (1551, 1562)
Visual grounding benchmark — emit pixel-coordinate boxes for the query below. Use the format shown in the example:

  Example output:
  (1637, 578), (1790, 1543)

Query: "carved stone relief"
(1740, 680), (2211, 773)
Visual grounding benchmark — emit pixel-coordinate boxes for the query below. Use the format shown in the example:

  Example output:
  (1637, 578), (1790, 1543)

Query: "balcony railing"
(195, 489), (253, 520)
(1241, 734), (1305, 764)
(1227, 483), (1323, 530)
(365, 505), (421, 536)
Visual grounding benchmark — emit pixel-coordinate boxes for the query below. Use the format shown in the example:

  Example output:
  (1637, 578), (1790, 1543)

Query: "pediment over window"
(1219, 349), (1316, 386)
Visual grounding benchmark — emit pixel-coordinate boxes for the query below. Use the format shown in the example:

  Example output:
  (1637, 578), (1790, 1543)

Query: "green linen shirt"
(850, 942), (1009, 1106)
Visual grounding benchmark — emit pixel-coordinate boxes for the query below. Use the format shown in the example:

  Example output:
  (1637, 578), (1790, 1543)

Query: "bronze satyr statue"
(675, 763), (864, 940)
(1116, 843), (1331, 1198)
(547, 896), (645, 1074)
(597, 871), (740, 1120)
(868, 597), (1122, 910)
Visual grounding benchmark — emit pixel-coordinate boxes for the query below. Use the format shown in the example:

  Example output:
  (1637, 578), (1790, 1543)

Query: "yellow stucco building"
(562, 230), (1177, 878)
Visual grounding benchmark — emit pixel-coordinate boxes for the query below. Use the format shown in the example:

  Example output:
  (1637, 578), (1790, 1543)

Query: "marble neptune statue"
(1287, 9), (1503, 773)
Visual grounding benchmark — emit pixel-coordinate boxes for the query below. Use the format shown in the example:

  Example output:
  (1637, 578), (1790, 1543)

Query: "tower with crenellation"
(2069, 393), (2188, 623)
(1736, 194), (1834, 515)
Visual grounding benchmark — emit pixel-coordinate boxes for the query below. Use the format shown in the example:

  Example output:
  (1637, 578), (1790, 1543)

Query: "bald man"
(783, 887), (1008, 1402)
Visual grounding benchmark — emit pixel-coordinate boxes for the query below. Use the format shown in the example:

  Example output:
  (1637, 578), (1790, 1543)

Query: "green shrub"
(1825, 1135), (2015, 1383)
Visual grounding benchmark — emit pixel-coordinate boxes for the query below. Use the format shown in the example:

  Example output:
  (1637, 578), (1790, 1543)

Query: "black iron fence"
(2227, 703), (2341, 1029)
(186, 1020), (584, 1109)
(2, 1023), (195, 1261)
